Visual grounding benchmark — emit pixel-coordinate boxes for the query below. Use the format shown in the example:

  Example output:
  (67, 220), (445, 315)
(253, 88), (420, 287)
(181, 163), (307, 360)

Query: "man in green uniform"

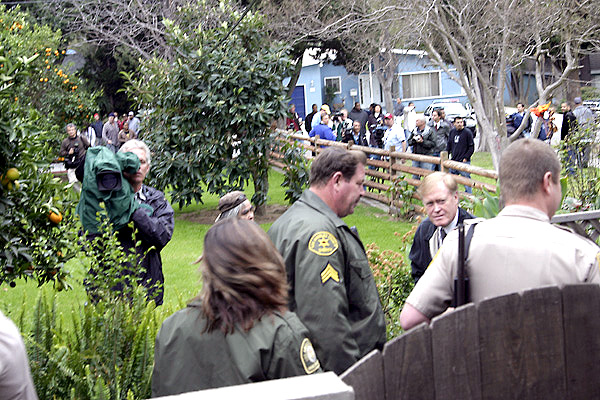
(268, 147), (386, 375)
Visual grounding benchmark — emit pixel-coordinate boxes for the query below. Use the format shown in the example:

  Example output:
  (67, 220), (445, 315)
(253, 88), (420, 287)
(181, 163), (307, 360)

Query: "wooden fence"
(269, 130), (498, 209)
(340, 284), (600, 400)
(551, 210), (600, 244)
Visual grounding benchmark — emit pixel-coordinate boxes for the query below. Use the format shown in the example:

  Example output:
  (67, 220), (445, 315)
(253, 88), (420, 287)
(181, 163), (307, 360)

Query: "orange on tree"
(6, 180), (19, 190)
(6, 168), (19, 181)
(48, 211), (63, 224)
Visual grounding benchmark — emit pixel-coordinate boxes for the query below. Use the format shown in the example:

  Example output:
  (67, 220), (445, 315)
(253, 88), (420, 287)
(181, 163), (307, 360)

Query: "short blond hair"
(417, 172), (457, 198)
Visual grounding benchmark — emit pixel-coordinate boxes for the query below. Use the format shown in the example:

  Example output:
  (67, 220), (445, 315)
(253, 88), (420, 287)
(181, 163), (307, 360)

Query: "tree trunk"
(286, 53), (304, 99)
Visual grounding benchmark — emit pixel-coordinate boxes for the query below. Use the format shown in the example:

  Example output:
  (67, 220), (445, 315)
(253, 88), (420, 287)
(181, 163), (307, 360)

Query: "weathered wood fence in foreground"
(269, 130), (498, 208)
(340, 284), (600, 400)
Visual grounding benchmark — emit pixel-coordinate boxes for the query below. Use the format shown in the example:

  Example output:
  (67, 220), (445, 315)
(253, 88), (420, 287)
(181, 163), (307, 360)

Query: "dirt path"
(177, 204), (290, 225)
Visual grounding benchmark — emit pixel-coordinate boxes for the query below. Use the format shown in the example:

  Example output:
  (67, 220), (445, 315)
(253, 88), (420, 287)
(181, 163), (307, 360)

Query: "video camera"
(332, 111), (344, 123)
(65, 142), (80, 169)
(76, 147), (141, 233)
(372, 126), (387, 148)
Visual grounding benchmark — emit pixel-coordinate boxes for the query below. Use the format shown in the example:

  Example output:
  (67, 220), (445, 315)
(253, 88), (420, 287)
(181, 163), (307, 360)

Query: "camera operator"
(342, 120), (368, 146)
(60, 123), (89, 192)
(332, 109), (353, 141)
(407, 116), (436, 179)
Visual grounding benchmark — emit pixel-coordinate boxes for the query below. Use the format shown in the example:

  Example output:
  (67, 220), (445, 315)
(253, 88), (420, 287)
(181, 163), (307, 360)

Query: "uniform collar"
(498, 204), (550, 223)
(300, 189), (347, 228)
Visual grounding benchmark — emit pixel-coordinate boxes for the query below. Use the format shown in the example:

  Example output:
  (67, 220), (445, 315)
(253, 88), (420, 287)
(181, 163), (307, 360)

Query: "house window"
(324, 76), (342, 94)
(401, 71), (441, 99)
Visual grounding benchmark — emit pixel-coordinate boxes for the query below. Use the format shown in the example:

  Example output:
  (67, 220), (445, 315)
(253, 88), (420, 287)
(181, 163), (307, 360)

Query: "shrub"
(276, 134), (310, 204)
(366, 226), (416, 339)
(559, 122), (600, 212)
(124, 3), (292, 209)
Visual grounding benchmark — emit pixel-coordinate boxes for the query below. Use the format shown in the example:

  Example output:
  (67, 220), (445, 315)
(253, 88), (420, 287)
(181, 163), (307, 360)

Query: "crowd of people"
(59, 111), (142, 191)
(292, 99), (476, 191)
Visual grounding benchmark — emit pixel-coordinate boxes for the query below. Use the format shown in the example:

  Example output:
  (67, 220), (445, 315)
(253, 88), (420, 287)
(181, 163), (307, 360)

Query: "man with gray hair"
(116, 139), (174, 305)
(400, 139), (600, 330)
(409, 172), (474, 283)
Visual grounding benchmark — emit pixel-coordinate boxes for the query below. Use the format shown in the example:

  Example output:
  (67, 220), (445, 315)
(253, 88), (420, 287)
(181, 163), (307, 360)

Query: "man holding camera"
(78, 139), (174, 305)
(117, 140), (174, 305)
(407, 116), (436, 178)
(60, 123), (89, 192)
(333, 109), (353, 141)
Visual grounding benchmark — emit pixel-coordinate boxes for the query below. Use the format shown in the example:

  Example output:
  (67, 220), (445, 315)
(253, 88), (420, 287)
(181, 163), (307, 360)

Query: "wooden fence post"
(440, 151), (448, 172)
(389, 145), (396, 208)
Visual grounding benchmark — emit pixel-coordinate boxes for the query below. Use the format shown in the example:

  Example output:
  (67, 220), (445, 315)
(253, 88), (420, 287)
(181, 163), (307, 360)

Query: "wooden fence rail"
(270, 130), (498, 209)
(340, 284), (600, 400)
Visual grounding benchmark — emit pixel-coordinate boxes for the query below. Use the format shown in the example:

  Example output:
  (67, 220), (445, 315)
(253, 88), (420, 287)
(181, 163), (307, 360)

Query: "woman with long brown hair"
(151, 219), (320, 397)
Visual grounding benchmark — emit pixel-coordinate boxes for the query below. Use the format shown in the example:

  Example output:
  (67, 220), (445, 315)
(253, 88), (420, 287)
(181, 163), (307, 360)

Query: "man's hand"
(68, 148), (74, 154)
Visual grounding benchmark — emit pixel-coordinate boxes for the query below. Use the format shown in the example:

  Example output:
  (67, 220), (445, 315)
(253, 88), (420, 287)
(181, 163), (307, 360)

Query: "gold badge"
(320, 263), (340, 284)
(308, 231), (338, 256)
(300, 338), (320, 374)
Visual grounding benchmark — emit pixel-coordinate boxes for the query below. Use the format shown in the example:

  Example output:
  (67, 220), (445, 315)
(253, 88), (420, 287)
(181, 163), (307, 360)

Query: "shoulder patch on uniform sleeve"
(300, 338), (320, 374)
(308, 231), (338, 256)
(321, 263), (340, 284)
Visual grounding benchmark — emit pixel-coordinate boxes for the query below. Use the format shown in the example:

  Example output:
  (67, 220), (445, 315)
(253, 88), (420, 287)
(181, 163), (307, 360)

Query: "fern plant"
(22, 212), (171, 399)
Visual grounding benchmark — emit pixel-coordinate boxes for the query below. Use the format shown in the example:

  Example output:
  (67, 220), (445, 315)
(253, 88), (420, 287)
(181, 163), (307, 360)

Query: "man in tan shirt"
(400, 139), (600, 330)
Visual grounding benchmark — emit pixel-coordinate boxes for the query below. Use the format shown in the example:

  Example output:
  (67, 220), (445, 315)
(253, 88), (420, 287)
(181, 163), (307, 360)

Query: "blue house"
(285, 50), (469, 118)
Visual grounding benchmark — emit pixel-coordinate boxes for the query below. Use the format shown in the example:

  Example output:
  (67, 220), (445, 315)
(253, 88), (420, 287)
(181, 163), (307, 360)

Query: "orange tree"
(124, 4), (292, 209)
(1, 5), (100, 149)
(0, 6), (97, 287)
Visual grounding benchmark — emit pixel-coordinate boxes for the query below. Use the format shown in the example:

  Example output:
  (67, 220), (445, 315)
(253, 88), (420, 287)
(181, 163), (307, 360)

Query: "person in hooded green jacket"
(151, 219), (321, 397)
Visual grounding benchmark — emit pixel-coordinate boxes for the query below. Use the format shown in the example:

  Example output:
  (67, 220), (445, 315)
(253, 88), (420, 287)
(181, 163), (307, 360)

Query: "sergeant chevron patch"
(320, 263), (340, 284)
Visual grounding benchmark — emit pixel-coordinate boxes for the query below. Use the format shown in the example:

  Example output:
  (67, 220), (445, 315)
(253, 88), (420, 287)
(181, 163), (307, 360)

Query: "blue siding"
(319, 64), (359, 109)
(291, 52), (514, 115)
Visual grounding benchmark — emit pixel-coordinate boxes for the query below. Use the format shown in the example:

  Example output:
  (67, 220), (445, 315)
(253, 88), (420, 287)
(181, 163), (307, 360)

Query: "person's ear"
(542, 171), (553, 193)
(331, 171), (343, 187)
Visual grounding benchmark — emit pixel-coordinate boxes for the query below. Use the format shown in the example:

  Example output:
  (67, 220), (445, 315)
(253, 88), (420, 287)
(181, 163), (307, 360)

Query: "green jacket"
(76, 147), (140, 233)
(151, 301), (321, 397)
(268, 190), (386, 375)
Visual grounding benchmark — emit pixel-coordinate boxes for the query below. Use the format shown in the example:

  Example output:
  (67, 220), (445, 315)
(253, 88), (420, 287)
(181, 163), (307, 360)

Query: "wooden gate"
(341, 284), (600, 400)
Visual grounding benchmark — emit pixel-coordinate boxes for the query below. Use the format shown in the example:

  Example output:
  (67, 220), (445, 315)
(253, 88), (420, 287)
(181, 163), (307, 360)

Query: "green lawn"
(1, 168), (415, 322)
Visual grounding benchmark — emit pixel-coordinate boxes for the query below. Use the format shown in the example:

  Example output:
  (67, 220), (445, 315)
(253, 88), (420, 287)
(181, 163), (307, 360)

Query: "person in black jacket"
(407, 116), (436, 179)
(116, 139), (174, 305)
(304, 104), (318, 132)
(560, 102), (577, 141)
(447, 117), (475, 193)
(409, 172), (474, 282)
(348, 102), (369, 138)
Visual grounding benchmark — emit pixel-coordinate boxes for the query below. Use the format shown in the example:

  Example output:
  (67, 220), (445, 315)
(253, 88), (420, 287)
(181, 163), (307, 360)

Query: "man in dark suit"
(409, 172), (474, 282)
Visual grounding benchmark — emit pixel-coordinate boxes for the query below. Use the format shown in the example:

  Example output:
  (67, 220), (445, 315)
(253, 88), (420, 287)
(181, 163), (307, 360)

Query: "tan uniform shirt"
(407, 205), (600, 319)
